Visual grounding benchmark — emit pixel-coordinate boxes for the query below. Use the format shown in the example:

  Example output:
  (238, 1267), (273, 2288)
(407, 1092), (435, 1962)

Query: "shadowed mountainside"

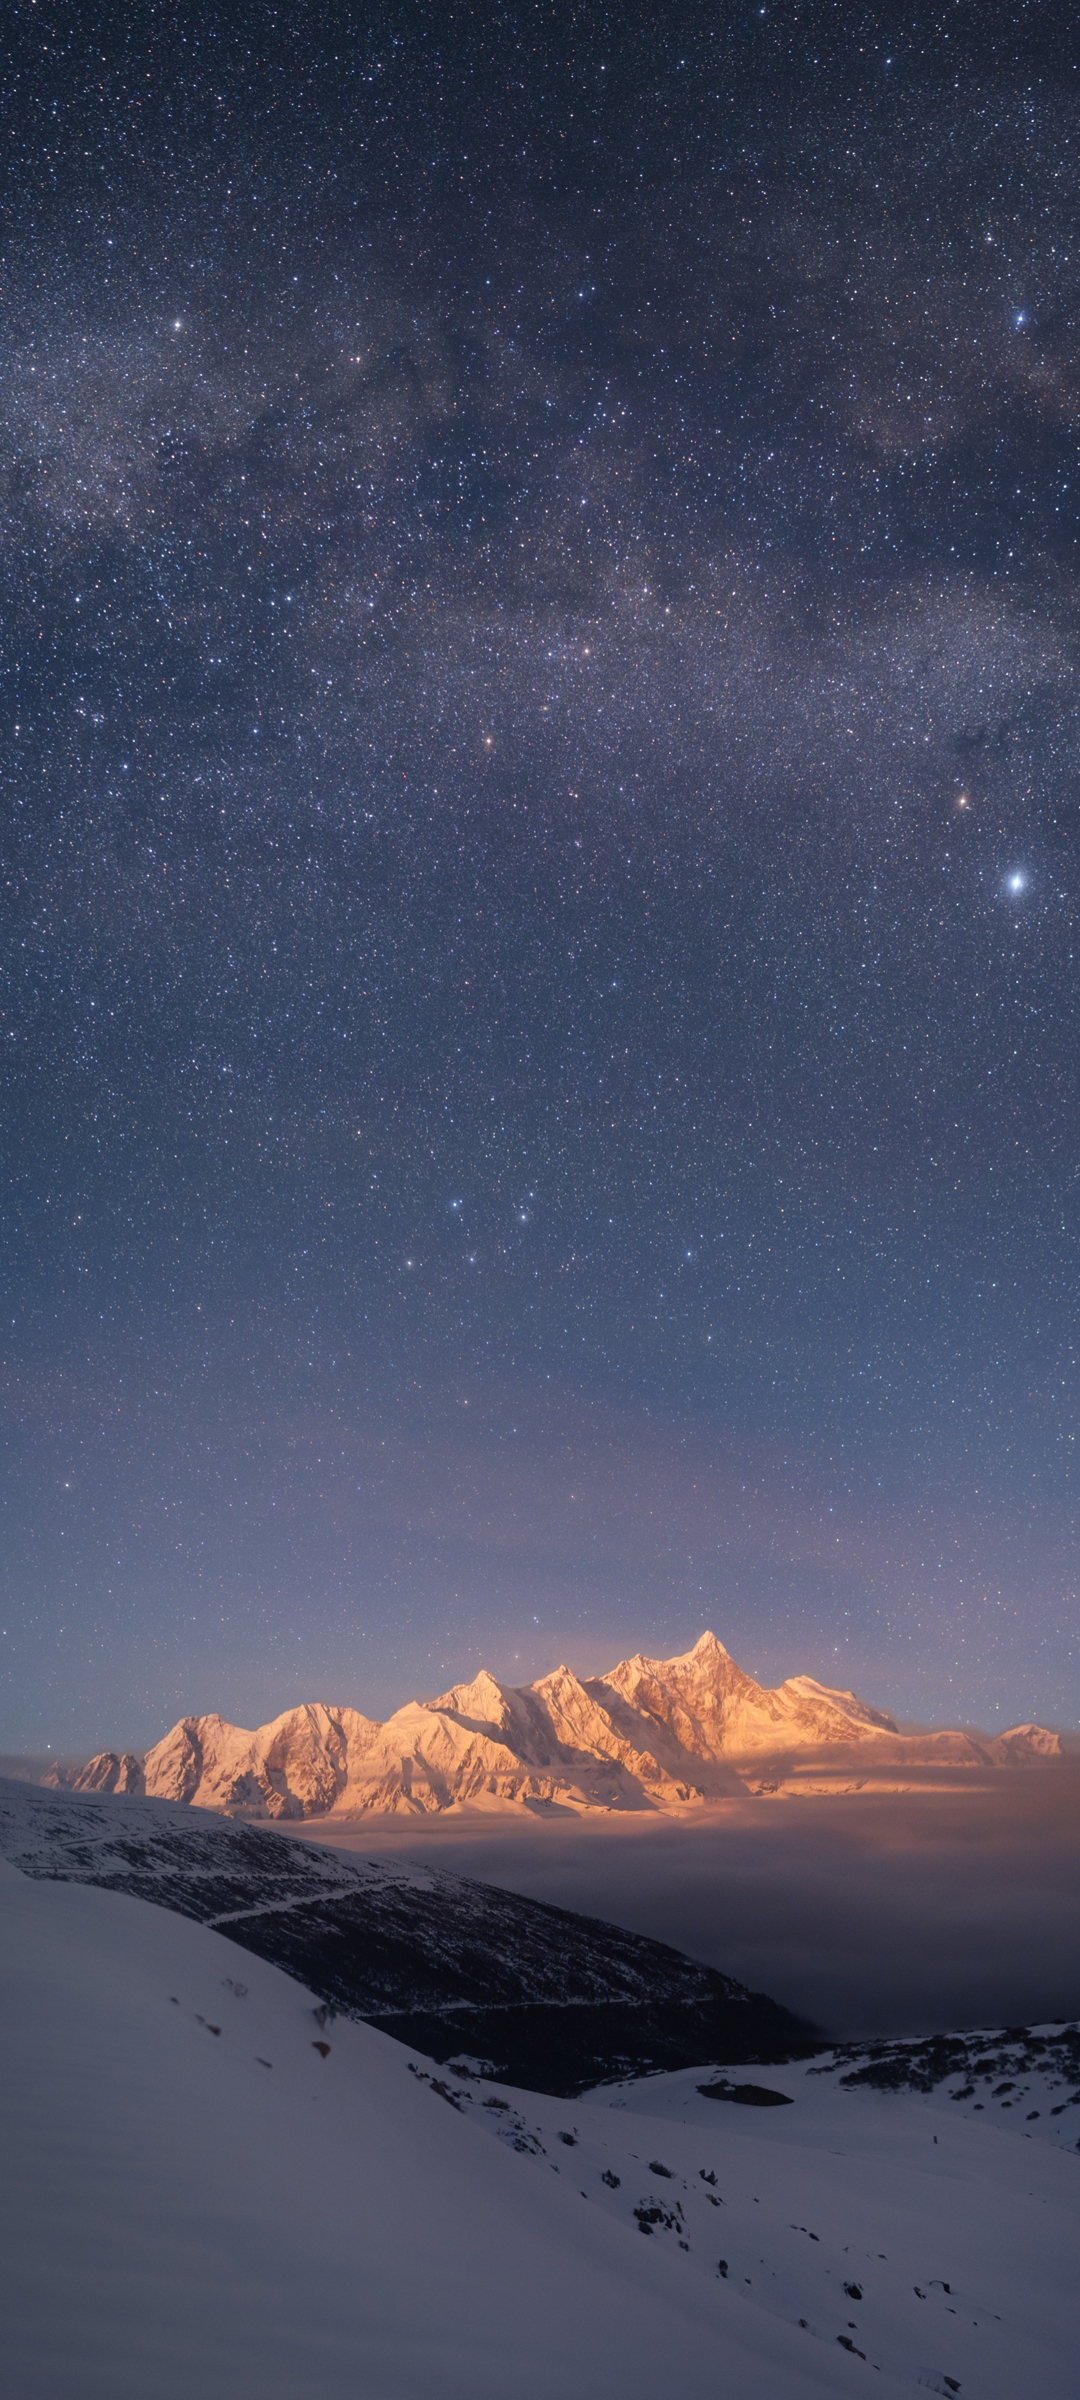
(0, 1777), (817, 2093)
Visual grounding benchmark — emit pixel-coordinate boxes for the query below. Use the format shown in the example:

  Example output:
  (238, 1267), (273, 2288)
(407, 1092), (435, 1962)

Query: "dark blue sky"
(3, 2), (1079, 1749)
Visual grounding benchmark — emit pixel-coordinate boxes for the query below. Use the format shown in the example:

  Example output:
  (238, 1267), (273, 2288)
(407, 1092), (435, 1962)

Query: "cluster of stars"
(0, 5), (1078, 1747)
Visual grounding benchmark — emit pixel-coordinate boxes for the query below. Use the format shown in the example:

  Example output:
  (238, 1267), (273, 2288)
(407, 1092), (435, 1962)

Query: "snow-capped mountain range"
(47, 1630), (1062, 1819)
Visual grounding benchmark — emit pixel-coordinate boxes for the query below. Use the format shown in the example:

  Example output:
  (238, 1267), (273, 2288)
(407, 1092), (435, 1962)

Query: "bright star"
(1006, 872), (1027, 895)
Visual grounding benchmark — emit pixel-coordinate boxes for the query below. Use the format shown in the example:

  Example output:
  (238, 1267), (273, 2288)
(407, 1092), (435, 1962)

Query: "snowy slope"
(571, 2037), (1080, 2395)
(0, 1777), (813, 2089)
(2, 1859), (1076, 2399)
(44, 1630), (1064, 1818)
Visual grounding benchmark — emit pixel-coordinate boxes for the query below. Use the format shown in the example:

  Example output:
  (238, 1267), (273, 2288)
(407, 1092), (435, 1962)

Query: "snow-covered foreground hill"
(3, 1857), (1077, 2399)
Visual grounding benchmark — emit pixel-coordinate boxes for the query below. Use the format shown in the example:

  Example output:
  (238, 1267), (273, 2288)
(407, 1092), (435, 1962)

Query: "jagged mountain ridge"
(47, 1630), (1063, 1819)
(0, 1778), (814, 2091)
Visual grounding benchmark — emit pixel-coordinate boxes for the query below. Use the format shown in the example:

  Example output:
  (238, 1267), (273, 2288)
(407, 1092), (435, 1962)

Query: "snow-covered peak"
(778, 1677), (899, 1735)
(530, 1662), (595, 1712)
(689, 1629), (732, 1662)
(426, 1670), (515, 1734)
(52, 1634), (1065, 1820)
(44, 1749), (144, 1796)
(987, 1723), (1064, 1764)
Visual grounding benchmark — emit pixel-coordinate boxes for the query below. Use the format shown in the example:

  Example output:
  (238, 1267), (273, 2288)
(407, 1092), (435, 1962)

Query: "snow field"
(0, 1852), (1075, 2400)
(2, 1859), (902, 2400)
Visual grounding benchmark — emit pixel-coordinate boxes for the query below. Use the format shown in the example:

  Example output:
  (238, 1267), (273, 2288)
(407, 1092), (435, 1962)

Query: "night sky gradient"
(3, 2), (1080, 1751)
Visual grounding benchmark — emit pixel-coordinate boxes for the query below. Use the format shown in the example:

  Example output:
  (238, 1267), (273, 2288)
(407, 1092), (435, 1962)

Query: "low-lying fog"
(292, 1770), (1080, 2042)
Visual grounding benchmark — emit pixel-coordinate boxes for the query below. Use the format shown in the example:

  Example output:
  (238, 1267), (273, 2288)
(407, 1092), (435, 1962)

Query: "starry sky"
(3, 0), (1080, 1752)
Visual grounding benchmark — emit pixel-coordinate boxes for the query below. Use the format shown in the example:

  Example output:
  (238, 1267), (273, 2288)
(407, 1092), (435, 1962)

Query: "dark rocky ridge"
(0, 1778), (818, 2093)
(816, 2023), (1080, 2098)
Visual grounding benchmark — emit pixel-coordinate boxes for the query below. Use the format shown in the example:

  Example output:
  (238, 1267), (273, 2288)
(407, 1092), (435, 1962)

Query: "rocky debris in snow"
(832, 2022), (1080, 2106)
(698, 2079), (795, 2107)
(634, 2201), (683, 2236)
